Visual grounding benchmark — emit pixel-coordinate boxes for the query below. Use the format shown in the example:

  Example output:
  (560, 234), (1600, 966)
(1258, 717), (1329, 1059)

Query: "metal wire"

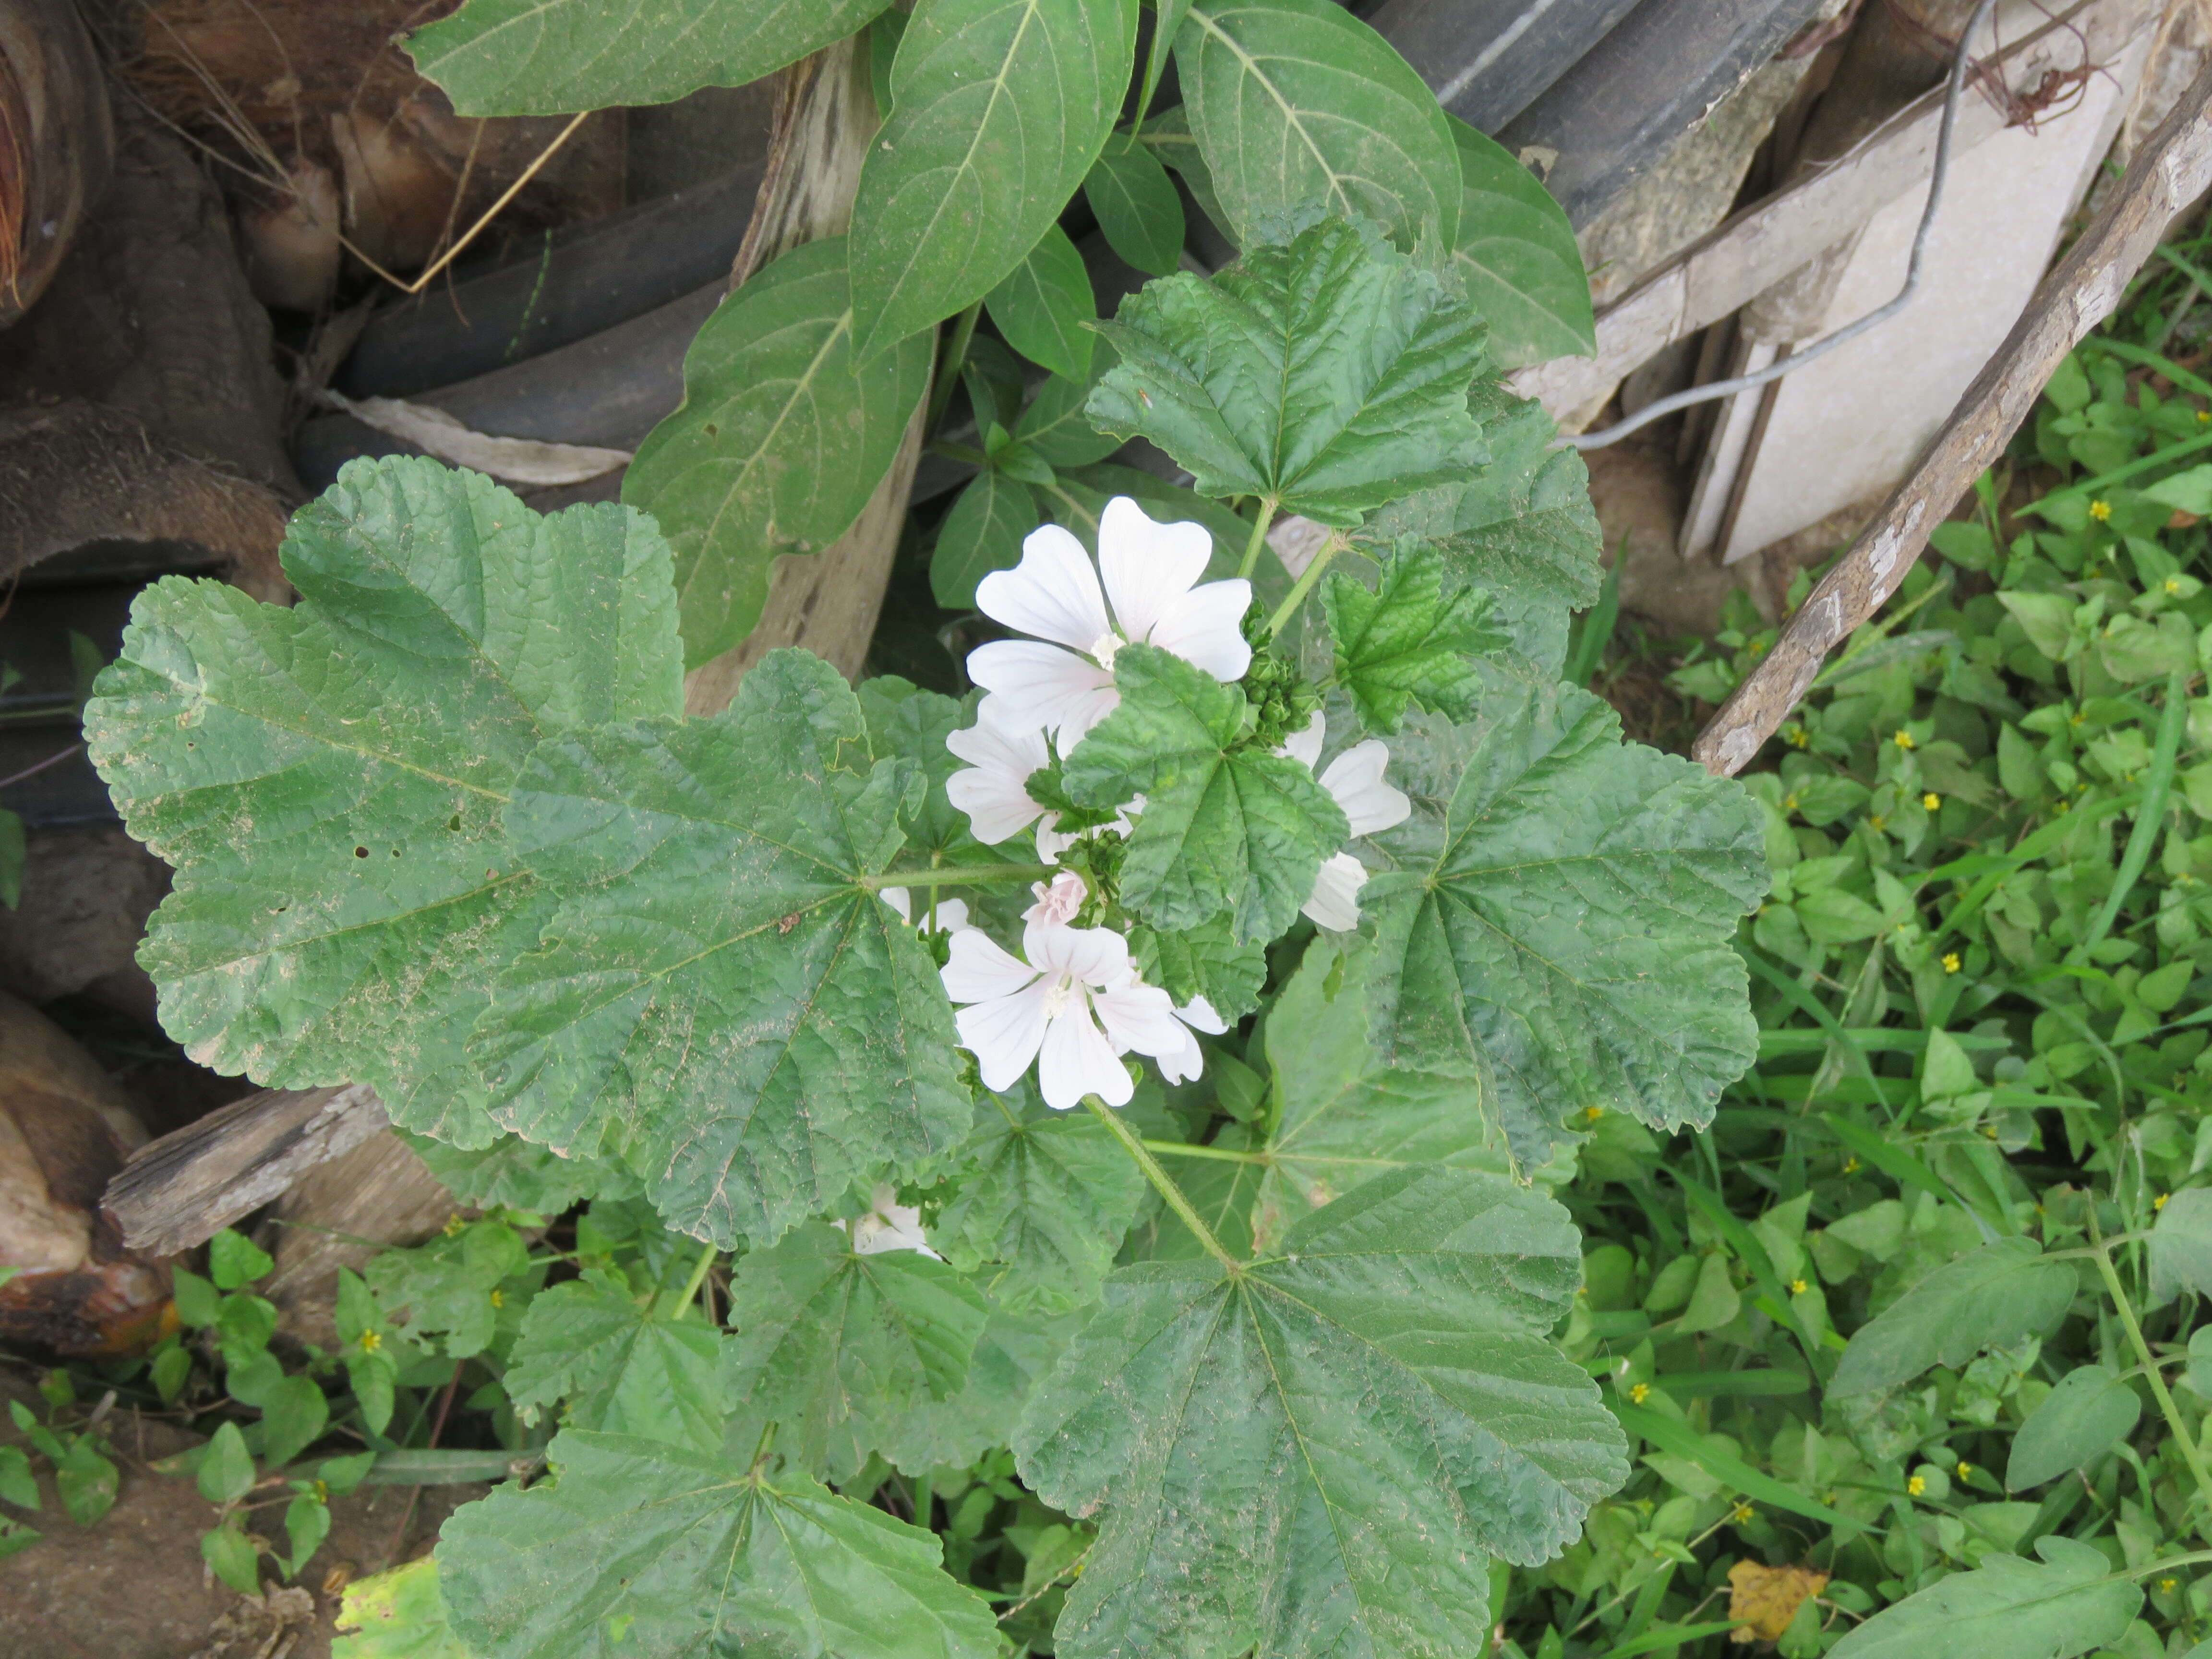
(1567, 0), (2003, 451)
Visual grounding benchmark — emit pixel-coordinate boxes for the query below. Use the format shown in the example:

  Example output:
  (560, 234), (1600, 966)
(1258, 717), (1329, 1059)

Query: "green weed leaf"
(1016, 1165), (1626, 1659)
(1176, 0), (1459, 249)
(1443, 117), (1594, 369)
(2150, 1186), (2212, 1303)
(2006, 1363), (2141, 1489)
(472, 651), (972, 1249)
(1085, 141), (1186, 276)
(1826, 1537), (2137, 1659)
(1830, 1238), (2075, 1397)
(986, 224), (1095, 380)
(437, 1431), (999, 1659)
(1063, 643), (1349, 941)
(851, 0), (1137, 356)
(625, 239), (933, 668)
(84, 457), (684, 1147)
(1087, 217), (1487, 525)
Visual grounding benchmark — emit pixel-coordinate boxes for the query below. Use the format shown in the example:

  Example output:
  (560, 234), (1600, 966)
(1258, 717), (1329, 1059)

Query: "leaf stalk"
(1237, 498), (1279, 580)
(1086, 1097), (1241, 1272)
(1263, 535), (1345, 637)
(860, 864), (1059, 891)
(2089, 1219), (2212, 1536)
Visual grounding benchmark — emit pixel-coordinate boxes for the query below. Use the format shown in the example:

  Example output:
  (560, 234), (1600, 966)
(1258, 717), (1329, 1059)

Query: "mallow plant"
(86, 216), (1772, 1657)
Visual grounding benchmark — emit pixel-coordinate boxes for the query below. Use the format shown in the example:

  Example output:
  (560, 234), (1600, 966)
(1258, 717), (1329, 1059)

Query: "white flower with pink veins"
(966, 496), (1252, 744)
(941, 922), (1187, 1108)
(1280, 713), (1412, 930)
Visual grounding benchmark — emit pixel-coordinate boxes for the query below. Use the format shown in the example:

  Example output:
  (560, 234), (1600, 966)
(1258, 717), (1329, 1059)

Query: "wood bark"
(1693, 54), (2212, 774)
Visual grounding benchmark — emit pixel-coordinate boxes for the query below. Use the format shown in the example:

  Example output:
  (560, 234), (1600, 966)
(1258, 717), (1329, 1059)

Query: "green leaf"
(1087, 216), (1487, 527)
(84, 457), (685, 1146)
(0, 807), (21, 909)
(400, 1130), (636, 1214)
(504, 1269), (725, 1452)
(285, 1490), (333, 1575)
(932, 1082), (1147, 1313)
(0, 1518), (36, 1558)
(256, 1372), (331, 1468)
(438, 1430), (1000, 1659)
(1324, 541), (1504, 733)
(857, 678), (1003, 866)
(1443, 117), (1595, 369)
(473, 650), (972, 1249)
(1016, 1166), (1626, 1659)
(1129, 917), (1267, 1020)
(1013, 365), (1123, 468)
(1611, 1401), (1859, 1533)
(173, 1268), (220, 1328)
(1063, 643), (1348, 940)
(2007, 1363), (2141, 1489)
(1825, 1537), (2138, 1659)
(198, 1421), (256, 1505)
(335, 1559), (470, 1659)
(625, 238), (934, 668)
(202, 1517), (263, 1596)
(0, 1446), (36, 1511)
(1362, 685), (1766, 1163)
(1176, 0), (1459, 249)
(2150, 1186), (2212, 1303)
(931, 469), (1038, 608)
(724, 1220), (992, 1480)
(1085, 140), (1186, 276)
(986, 224), (1095, 380)
(364, 1218), (529, 1359)
(51, 1437), (116, 1527)
(873, 1308), (1084, 1474)
(208, 1227), (274, 1290)
(405, 0), (887, 116)
(850, 0), (1138, 356)
(1366, 380), (1602, 678)
(1247, 934), (1510, 1250)
(1830, 1238), (2076, 1397)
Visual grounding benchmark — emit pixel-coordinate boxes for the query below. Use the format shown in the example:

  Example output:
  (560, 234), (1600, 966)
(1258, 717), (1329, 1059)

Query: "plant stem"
(925, 301), (984, 435)
(2078, 665), (2188, 958)
(2090, 1230), (2212, 1535)
(860, 863), (1058, 892)
(664, 1240), (719, 1321)
(1142, 1137), (1268, 1165)
(1085, 1098), (1240, 1273)
(1263, 536), (1345, 637)
(1237, 498), (1279, 580)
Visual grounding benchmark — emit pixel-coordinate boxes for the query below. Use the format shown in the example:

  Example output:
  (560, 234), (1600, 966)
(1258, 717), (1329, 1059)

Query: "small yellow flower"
(1629, 1382), (1651, 1405)
(1908, 1475), (1926, 1497)
(1784, 723), (1810, 749)
(1868, 814), (1889, 832)
(1581, 1105), (1604, 1123)
(2199, 410), (2210, 424)
(1843, 1155), (1862, 1174)
(2089, 498), (2113, 521)
(1732, 1503), (1755, 1524)
(1942, 952), (1961, 974)
(357, 1329), (382, 1353)
(2167, 578), (2185, 595)
(2157, 1192), (2171, 1212)
(2161, 1576), (2180, 1593)
(1956, 1461), (1972, 1481)
(1923, 792), (1941, 811)
(442, 1213), (466, 1238)
(488, 1287), (506, 1308)
(1790, 1278), (1809, 1294)
(1893, 729), (1916, 750)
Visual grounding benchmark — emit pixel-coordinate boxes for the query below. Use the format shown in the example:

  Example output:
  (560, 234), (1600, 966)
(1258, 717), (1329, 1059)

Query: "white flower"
(945, 712), (1053, 846)
(941, 922), (1186, 1109)
(1279, 713), (1411, 930)
(837, 1183), (939, 1258)
(879, 888), (971, 934)
(1155, 994), (1227, 1086)
(967, 497), (1252, 743)
(1024, 870), (1088, 926)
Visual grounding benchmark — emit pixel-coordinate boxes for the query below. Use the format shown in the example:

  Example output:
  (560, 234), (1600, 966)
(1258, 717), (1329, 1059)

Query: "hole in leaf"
(354, 846), (369, 858)
(447, 815), (461, 832)
(703, 423), (719, 437)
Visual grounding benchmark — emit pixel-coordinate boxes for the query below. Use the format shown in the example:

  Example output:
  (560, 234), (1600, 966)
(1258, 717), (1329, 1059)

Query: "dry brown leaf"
(1727, 1559), (1829, 1643)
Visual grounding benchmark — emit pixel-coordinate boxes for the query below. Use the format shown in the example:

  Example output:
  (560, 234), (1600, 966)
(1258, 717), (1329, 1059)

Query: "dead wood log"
(1692, 52), (2212, 774)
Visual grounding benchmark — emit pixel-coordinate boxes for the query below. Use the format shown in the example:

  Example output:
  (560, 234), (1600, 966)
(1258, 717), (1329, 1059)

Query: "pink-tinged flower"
(1280, 714), (1411, 930)
(941, 923), (1186, 1108)
(945, 712), (1053, 846)
(837, 1183), (938, 1258)
(1024, 870), (1088, 926)
(879, 888), (970, 934)
(967, 497), (1252, 742)
(1155, 994), (1227, 1086)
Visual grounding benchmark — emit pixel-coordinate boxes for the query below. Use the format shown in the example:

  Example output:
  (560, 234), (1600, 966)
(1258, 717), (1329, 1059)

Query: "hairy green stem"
(2091, 1228), (2212, 1534)
(664, 1239), (718, 1321)
(1087, 1097), (1240, 1272)
(1142, 1137), (1268, 1165)
(925, 301), (984, 435)
(861, 863), (1058, 891)
(1237, 498), (1279, 580)
(1263, 535), (1344, 637)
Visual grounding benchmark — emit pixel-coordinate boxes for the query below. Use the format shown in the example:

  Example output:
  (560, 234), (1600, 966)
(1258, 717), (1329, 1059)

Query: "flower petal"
(1277, 709), (1325, 771)
(1038, 1002), (1132, 1108)
(1097, 496), (1215, 644)
(1319, 739), (1411, 836)
(1146, 576), (1253, 683)
(976, 523), (1111, 650)
(1177, 995), (1228, 1035)
(1302, 852), (1369, 931)
(1023, 870), (1088, 926)
(966, 641), (1118, 740)
(1154, 1020), (1207, 1086)
(1022, 921), (1131, 987)
(941, 928), (1041, 1003)
(1092, 978), (1186, 1058)
(956, 986), (1051, 1094)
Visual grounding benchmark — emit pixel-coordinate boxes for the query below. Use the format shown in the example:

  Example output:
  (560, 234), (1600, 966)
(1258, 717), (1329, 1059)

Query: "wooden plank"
(1692, 54), (2212, 774)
